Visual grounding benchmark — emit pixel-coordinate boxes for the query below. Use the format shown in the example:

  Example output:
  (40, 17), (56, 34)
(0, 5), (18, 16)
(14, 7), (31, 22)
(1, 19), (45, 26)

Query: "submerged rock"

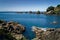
(52, 21), (58, 24)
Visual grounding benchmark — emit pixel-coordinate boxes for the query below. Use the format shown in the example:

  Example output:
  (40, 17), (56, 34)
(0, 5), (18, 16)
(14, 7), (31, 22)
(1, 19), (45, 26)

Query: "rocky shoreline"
(46, 4), (60, 15)
(32, 26), (60, 40)
(0, 20), (60, 40)
(0, 20), (27, 40)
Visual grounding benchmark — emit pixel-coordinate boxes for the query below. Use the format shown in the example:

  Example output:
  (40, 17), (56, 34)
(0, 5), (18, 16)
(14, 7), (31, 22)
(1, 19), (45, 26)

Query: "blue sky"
(0, 0), (60, 11)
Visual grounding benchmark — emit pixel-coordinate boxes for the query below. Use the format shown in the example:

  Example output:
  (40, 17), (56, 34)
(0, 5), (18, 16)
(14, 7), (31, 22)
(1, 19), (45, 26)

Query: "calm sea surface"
(0, 13), (60, 40)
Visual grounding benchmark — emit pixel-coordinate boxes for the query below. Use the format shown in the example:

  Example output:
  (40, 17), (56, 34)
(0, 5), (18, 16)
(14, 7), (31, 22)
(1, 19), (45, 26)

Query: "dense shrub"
(47, 6), (54, 12)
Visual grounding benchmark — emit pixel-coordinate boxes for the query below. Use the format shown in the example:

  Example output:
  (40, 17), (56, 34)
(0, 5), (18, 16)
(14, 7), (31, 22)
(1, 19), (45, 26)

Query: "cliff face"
(32, 26), (60, 40)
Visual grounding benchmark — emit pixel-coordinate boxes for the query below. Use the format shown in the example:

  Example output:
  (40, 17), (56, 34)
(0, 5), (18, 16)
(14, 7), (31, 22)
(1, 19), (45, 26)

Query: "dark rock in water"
(53, 21), (57, 24)
(51, 21), (58, 25)
(36, 11), (40, 14)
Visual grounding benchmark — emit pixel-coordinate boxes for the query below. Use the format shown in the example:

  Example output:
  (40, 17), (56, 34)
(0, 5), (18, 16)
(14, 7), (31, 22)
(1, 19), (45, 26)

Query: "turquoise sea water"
(0, 13), (60, 40)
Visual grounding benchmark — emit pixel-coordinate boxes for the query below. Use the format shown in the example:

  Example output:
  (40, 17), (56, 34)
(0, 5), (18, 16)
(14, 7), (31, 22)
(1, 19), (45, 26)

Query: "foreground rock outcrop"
(32, 26), (60, 40)
(0, 20), (27, 40)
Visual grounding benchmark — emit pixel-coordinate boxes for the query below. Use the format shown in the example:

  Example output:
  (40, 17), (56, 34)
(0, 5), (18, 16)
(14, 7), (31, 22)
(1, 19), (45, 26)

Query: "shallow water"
(0, 13), (60, 40)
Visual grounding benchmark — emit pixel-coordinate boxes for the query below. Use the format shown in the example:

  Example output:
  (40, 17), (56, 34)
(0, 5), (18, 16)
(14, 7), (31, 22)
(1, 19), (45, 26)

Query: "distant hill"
(46, 4), (60, 14)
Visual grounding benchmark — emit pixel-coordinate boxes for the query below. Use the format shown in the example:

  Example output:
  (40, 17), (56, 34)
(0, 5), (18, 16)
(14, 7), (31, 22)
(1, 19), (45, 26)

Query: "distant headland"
(0, 4), (60, 15)
(46, 4), (60, 15)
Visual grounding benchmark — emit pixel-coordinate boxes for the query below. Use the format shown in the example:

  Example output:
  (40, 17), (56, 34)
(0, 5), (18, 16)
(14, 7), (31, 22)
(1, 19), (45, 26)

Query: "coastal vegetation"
(36, 10), (40, 14)
(47, 6), (54, 12)
(46, 4), (60, 14)
(16, 4), (60, 15)
(0, 4), (60, 15)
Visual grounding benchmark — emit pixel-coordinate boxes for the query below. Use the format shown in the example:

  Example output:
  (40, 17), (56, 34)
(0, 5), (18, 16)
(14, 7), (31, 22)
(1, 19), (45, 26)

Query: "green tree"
(29, 11), (32, 13)
(36, 10), (40, 14)
(57, 4), (60, 7)
(47, 6), (54, 12)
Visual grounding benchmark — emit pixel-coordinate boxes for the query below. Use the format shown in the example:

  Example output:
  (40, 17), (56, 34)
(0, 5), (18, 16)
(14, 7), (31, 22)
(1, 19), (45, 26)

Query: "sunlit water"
(0, 13), (60, 40)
